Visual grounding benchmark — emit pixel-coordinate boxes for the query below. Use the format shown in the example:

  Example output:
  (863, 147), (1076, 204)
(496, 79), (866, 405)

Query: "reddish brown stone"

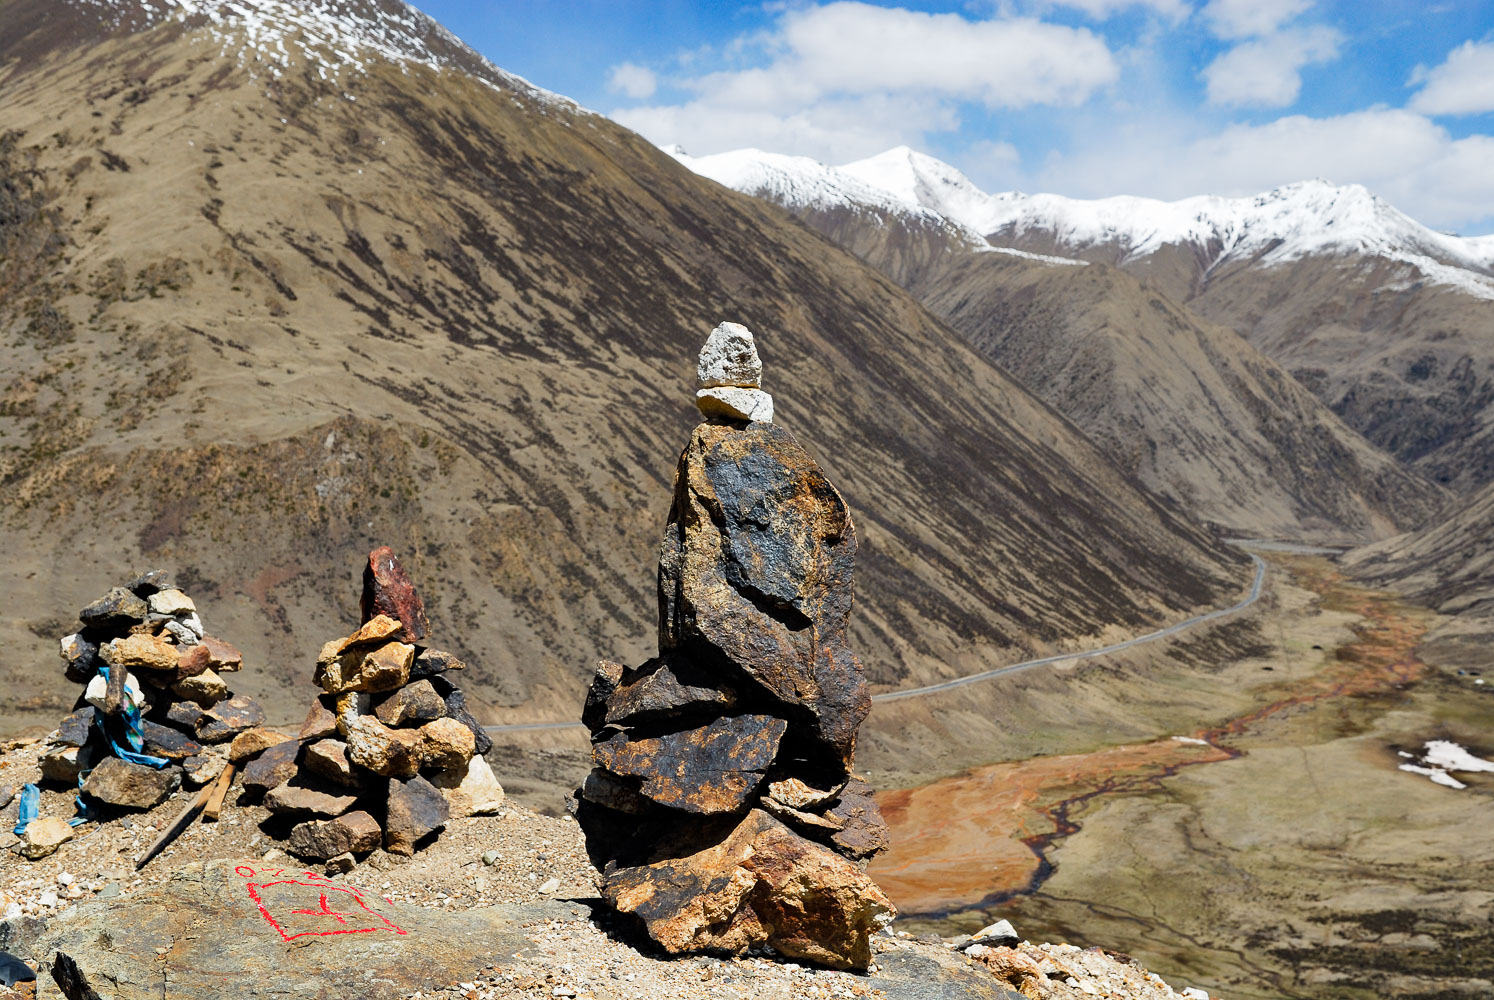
(360, 546), (430, 642)
(198, 635), (243, 672)
(298, 694), (339, 741)
(592, 714), (786, 815)
(825, 777), (891, 860)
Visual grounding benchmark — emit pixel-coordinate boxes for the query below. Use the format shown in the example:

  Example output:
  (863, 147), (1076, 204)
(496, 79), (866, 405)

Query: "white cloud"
(1202, 25), (1340, 107)
(1201, 0), (1311, 39)
(607, 62), (657, 99)
(1036, 109), (1494, 232)
(1410, 40), (1494, 116)
(611, 2), (1118, 162)
(1025, 0), (1191, 21)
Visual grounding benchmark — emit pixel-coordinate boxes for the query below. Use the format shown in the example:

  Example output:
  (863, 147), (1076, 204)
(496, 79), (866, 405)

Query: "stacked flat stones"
(574, 324), (895, 971)
(43, 570), (253, 811)
(242, 547), (502, 863)
(695, 321), (774, 423)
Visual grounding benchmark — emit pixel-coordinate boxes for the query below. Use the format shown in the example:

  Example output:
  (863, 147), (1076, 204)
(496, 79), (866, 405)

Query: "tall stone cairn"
(574, 322), (895, 970)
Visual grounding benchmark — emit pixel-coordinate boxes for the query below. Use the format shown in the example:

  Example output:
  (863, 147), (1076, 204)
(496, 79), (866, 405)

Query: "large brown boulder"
(602, 808), (893, 970)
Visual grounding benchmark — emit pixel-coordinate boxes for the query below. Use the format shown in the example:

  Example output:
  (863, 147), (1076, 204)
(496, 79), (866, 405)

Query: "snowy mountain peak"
(60, 0), (580, 111)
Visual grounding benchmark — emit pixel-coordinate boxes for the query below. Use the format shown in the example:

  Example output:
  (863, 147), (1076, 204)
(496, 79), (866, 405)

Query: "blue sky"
(417, 1), (1494, 233)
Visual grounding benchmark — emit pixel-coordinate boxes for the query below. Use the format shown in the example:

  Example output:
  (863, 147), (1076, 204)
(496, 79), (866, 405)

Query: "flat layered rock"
(591, 657), (737, 728)
(303, 739), (363, 788)
(408, 647), (464, 681)
(361, 546), (430, 642)
(263, 780), (360, 819)
(227, 728), (293, 765)
(78, 587), (147, 629)
(196, 695), (266, 743)
(141, 721), (203, 761)
(593, 714), (786, 815)
(34, 860), (547, 1000)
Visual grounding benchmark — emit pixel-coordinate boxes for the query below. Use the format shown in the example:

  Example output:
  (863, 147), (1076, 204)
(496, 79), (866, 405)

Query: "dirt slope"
(0, 0), (1246, 732)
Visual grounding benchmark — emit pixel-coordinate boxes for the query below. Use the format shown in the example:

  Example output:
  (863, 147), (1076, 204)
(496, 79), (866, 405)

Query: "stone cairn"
(33, 571), (252, 840)
(573, 322), (895, 971)
(241, 547), (503, 864)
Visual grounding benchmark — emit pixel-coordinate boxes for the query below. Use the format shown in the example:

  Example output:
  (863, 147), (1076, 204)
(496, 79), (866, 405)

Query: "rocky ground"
(0, 734), (1217, 1000)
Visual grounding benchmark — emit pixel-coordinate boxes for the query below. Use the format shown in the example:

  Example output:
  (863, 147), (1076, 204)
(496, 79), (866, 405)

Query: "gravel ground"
(0, 737), (1215, 1000)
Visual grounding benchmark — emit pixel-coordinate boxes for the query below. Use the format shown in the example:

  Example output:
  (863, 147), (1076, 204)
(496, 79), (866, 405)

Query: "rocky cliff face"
(0, 0), (1244, 733)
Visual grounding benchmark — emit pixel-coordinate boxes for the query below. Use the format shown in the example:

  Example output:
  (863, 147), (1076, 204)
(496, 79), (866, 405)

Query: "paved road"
(483, 552), (1267, 732)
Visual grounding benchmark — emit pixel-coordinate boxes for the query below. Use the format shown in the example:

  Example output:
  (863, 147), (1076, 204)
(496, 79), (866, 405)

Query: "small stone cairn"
(36, 571), (252, 832)
(573, 322), (895, 970)
(243, 547), (503, 862)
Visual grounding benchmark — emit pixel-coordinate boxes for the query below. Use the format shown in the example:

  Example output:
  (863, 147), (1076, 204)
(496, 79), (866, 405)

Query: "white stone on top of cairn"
(696, 322), (773, 423)
(697, 322), (762, 389)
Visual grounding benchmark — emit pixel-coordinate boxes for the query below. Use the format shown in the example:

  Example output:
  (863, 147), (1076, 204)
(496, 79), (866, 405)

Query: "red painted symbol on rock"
(235, 865), (408, 941)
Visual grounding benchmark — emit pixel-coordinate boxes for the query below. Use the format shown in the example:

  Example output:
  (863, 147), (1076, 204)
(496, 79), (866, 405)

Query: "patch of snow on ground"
(1395, 740), (1493, 789)
(1421, 740), (1494, 774)
(1172, 736), (1210, 745)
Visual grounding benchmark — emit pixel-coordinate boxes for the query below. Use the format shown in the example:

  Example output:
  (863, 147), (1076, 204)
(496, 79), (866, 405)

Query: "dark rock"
(599, 657), (737, 728)
(78, 587), (148, 629)
(372, 679), (446, 726)
(289, 810), (383, 859)
(592, 714), (786, 815)
(657, 423), (870, 768)
(195, 695), (266, 743)
(408, 647), (464, 681)
(59, 633), (99, 684)
(825, 777), (891, 860)
(141, 720), (202, 761)
(263, 779), (360, 819)
(0, 951), (34, 988)
(55, 706), (97, 748)
(0, 787), (12, 811)
(361, 546), (430, 642)
(33, 859), (552, 999)
(384, 775), (448, 856)
(81, 758), (182, 810)
(165, 700), (204, 732)
(124, 568), (174, 597)
(428, 676), (491, 756)
(240, 740), (301, 795)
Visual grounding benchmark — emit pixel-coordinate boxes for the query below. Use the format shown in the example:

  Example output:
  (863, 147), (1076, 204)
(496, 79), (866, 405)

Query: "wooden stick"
(202, 763), (236, 822)
(136, 781), (213, 871)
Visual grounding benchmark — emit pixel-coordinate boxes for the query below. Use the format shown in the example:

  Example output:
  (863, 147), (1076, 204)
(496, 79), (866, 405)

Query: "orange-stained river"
(868, 560), (1429, 917)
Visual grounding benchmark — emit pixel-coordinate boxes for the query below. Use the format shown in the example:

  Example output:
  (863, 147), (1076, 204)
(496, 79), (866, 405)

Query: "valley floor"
(869, 555), (1494, 1000)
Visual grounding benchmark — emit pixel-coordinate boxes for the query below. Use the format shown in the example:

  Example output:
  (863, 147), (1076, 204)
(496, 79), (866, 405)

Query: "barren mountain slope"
(678, 149), (1444, 541)
(1344, 479), (1494, 666)
(0, 0), (1246, 731)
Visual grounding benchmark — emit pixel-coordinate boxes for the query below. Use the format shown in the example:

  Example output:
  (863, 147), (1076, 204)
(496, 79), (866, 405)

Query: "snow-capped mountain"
(55, 0), (581, 111)
(674, 144), (1494, 300)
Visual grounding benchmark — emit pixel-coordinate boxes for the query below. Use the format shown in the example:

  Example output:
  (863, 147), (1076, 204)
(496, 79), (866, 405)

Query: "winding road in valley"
(482, 552), (1268, 733)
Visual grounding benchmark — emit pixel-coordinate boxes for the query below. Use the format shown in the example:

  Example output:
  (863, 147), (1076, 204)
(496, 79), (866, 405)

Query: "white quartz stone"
(697, 386), (774, 423)
(697, 321), (762, 389)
